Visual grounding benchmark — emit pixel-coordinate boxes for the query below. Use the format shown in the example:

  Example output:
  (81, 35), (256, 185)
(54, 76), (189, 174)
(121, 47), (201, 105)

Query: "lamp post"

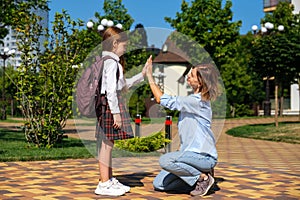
(251, 22), (284, 116)
(86, 18), (123, 32)
(153, 71), (166, 93)
(153, 44), (168, 93)
(0, 47), (15, 120)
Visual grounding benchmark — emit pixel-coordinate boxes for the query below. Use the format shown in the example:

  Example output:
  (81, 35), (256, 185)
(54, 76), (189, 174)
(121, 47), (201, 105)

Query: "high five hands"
(142, 55), (153, 77)
(144, 55), (163, 103)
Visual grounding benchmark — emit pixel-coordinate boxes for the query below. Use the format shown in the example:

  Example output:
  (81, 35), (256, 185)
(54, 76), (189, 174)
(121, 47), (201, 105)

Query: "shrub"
(115, 131), (170, 152)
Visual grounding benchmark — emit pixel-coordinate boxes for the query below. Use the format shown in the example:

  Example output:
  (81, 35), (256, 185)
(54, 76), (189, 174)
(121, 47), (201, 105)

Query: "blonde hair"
(195, 63), (220, 101)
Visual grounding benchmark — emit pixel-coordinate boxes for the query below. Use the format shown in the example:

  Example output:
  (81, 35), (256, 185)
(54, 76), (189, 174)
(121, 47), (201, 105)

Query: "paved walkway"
(0, 117), (299, 199)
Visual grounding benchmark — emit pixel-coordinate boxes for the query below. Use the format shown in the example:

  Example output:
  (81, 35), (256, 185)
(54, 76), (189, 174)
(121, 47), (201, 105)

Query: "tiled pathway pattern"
(0, 117), (299, 199)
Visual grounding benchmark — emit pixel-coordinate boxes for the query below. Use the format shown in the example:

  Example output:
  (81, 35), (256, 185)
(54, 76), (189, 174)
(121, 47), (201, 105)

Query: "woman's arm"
(146, 57), (163, 104)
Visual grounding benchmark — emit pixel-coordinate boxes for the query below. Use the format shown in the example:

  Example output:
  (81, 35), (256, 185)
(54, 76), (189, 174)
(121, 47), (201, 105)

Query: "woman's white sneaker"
(94, 180), (126, 196)
(111, 177), (130, 193)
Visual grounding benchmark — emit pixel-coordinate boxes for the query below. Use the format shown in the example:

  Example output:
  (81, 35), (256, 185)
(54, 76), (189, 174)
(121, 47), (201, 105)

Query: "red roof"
(153, 36), (190, 64)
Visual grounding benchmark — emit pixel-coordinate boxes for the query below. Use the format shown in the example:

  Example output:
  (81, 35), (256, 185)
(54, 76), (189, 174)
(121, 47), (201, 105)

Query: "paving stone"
(0, 117), (299, 199)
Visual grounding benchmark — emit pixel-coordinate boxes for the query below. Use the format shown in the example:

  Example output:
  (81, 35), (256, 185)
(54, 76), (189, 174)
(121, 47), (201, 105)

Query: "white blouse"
(100, 51), (144, 114)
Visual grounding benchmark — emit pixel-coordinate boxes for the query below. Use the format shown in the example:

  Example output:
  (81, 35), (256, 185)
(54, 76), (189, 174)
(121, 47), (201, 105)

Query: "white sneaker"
(94, 180), (126, 196)
(111, 177), (130, 193)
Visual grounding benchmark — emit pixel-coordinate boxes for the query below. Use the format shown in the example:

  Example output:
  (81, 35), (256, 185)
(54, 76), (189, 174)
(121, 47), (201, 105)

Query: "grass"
(1, 117), (299, 162)
(0, 128), (93, 162)
(0, 128), (160, 162)
(1, 118), (24, 123)
(226, 121), (300, 144)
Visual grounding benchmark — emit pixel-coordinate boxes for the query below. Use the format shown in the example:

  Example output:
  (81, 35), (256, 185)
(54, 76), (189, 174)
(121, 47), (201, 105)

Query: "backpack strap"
(96, 55), (120, 95)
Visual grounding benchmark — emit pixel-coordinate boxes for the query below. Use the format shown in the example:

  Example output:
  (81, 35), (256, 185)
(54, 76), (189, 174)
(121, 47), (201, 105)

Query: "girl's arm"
(105, 60), (120, 114)
(125, 55), (153, 88)
(125, 73), (144, 89)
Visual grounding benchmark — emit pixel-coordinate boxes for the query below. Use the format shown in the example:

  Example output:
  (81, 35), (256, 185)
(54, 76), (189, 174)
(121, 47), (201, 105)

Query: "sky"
(48, 0), (265, 47)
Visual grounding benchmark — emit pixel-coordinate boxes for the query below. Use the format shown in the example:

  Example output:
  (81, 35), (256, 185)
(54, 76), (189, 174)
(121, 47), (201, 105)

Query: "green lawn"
(1, 119), (299, 162)
(226, 121), (300, 144)
(0, 128), (160, 162)
(0, 128), (93, 162)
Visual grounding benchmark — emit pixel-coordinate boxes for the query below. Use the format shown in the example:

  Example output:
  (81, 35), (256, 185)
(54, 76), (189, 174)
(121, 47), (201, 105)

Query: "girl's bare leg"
(98, 140), (114, 182)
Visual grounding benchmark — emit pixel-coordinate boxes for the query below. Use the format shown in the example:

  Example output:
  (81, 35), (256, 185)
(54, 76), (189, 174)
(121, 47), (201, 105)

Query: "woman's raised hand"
(142, 55), (152, 77)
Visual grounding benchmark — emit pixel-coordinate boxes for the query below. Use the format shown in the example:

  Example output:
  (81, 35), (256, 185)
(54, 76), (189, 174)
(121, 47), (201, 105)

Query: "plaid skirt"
(95, 92), (134, 141)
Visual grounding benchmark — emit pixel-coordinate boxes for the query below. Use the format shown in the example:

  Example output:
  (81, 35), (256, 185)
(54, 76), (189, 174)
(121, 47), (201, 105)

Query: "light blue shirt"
(160, 93), (218, 159)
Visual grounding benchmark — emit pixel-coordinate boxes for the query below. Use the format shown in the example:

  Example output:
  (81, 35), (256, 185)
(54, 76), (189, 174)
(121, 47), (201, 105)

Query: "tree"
(0, 65), (21, 117)
(6, 0), (150, 147)
(125, 24), (154, 118)
(262, 2), (300, 85)
(165, 0), (241, 68)
(0, 0), (48, 44)
(250, 2), (300, 122)
(0, 0), (49, 119)
(77, 0), (135, 55)
(16, 9), (90, 148)
(132, 23), (148, 47)
(164, 0), (261, 117)
(102, 0), (134, 31)
(210, 31), (265, 117)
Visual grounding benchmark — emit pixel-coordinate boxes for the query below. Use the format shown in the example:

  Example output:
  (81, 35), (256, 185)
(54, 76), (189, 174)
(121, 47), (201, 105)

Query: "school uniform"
(95, 51), (144, 141)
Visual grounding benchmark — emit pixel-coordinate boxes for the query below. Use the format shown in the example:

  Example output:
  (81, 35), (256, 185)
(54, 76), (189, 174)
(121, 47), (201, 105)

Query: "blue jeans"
(153, 151), (217, 192)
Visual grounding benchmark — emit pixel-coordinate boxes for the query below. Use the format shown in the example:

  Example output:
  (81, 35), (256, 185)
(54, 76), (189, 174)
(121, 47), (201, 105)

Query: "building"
(153, 37), (192, 97)
(264, 0), (300, 13)
(143, 37), (192, 118)
(0, 4), (48, 67)
(261, 0), (300, 115)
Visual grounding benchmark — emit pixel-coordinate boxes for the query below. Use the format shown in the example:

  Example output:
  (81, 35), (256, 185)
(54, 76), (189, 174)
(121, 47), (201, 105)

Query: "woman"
(146, 58), (220, 197)
(94, 26), (151, 196)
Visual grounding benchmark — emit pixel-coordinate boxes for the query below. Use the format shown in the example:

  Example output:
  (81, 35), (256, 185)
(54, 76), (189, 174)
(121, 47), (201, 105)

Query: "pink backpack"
(75, 55), (116, 117)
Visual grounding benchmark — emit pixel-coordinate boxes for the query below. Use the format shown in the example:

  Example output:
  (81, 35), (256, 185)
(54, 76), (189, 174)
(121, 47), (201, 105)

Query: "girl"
(146, 58), (220, 197)
(94, 26), (150, 196)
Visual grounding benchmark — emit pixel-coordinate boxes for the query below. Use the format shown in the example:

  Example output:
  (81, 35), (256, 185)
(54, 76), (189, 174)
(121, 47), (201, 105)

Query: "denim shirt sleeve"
(160, 93), (204, 114)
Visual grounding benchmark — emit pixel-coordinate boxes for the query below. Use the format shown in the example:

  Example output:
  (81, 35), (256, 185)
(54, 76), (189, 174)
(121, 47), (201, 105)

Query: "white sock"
(99, 180), (111, 186)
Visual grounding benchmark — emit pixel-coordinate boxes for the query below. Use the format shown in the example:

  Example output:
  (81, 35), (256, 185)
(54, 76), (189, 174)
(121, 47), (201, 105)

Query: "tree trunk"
(279, 83), (284, 117)
(230, 105), (235, 118)
(275, 84), (279, 127)
(11, 99), (13, 118)
(298, 79), (300, 121)
(280, 96), (284, 116)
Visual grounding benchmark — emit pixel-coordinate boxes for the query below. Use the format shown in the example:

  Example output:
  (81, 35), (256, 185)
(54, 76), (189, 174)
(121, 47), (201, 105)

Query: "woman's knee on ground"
(153, 176), (164, 191)
(158, 152), (180, 170)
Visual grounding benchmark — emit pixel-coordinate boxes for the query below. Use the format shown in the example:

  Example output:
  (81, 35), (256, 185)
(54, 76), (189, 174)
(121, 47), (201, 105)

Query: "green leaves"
(165, 0), (257, 117)
(102, 0), (134, 31)
(251, 2), (300, 86)
(165, 0), (241, 67)
(115, 131), (170, 152)
(1, 0), (49, 44)
(15, 9), (85, 148)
